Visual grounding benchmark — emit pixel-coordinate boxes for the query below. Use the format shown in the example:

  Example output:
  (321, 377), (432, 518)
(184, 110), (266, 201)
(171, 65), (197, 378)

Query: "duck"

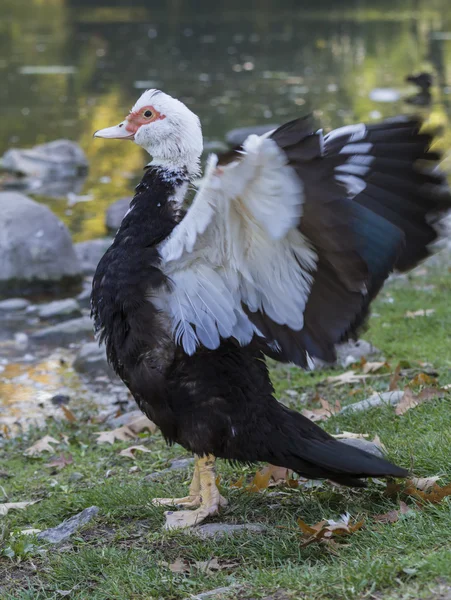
(92, 89), (450, 529)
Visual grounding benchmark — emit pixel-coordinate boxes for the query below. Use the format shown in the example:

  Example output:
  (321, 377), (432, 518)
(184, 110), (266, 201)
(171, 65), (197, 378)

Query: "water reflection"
(0, 0), (450, 241)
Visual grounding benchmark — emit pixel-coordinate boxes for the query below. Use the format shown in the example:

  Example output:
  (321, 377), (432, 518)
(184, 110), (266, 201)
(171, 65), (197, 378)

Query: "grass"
(1, 263), (451, 600)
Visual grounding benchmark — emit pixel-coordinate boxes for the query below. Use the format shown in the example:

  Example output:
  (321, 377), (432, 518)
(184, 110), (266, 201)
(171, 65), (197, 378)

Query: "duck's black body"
(92, 117), (450, 486)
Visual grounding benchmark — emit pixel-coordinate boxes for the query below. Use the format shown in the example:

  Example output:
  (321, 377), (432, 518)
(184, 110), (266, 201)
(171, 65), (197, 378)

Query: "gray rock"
(340, 390), (404, 414)
(339, 438), (385, 458)
(37, 298), (81, 320)
(105, 198), (131, 232)
(193, 523), (266, 538)
(74, 238), (112, 274)
(184, 585), (241, 600)
(32, 316), (93, 345)
(0, 193), (82, 295)
(225, 124), (279, 147)
(1, 139), (88, 180)
(0, 298), (30, 311)
(37, 506), (99, 544)
(313, 339), (380, 370)
(144, 457), (194, 481)
(73, 341), (115, 378)
(76, 287), (92, 309)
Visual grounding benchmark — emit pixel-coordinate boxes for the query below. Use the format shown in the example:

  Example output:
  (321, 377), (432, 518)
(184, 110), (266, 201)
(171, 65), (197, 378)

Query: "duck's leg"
(152, 460), (201, 508)
(158, 455), (227, 530)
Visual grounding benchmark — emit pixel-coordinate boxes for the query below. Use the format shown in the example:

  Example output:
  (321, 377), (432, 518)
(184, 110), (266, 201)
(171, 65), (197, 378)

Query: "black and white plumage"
(92, 89), (450, 528)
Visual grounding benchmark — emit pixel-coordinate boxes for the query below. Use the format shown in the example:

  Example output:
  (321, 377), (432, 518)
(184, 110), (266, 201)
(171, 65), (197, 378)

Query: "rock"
(0, 298), (30, 311)
(339, 438), (385, 458)
(0, 193), (82, 295)
(31, 316), (93, 345)
(314, 339), (380, 370)
(105, 198), (131, 232)
(73, 341), (115, 378)
(144, 457), (195, 481)
(1, 139), (88, 180)
(225, 124), (279, 147)
(14, 332), (29, 350)
(68, 472), (84, 483)
(340, 390), (404, 414)
(37, 506), (99, 544)
(74, 238), (113, 274)
(76, 287), (92, 309)
(183, 585), (242, 600)
(336, 340), (380, 368)
(192, 523), (266, 538)
(37, 298), (81, 320)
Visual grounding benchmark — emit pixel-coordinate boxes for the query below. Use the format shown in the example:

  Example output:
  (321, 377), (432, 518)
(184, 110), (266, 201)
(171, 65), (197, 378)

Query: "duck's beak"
(94, 121), (134, 140)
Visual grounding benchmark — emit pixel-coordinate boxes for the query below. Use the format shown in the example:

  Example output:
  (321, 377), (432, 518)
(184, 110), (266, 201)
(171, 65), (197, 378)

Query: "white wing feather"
(156, 134), (317, 355)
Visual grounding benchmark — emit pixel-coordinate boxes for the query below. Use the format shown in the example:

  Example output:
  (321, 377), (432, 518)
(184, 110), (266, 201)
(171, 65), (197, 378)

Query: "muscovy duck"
(92, 89), (450, 529)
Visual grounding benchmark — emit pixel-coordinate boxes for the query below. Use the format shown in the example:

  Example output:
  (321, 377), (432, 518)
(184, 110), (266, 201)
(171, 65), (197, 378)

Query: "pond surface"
(1, 0), (451, 242)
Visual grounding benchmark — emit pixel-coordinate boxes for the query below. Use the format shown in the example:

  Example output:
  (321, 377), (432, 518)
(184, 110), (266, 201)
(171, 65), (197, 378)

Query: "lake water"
(1, 0), (450, 242)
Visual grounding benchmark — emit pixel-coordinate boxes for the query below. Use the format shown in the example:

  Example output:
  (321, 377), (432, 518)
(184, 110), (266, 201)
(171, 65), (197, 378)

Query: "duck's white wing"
(156, 134), (317, 356)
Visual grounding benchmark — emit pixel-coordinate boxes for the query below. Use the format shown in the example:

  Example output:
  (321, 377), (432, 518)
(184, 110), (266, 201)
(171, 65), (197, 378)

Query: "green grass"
(1, 264), (451, 600)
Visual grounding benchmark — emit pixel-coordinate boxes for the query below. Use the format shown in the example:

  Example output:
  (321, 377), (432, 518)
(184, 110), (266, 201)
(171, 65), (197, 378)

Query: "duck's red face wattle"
(94, 105), (166, 140)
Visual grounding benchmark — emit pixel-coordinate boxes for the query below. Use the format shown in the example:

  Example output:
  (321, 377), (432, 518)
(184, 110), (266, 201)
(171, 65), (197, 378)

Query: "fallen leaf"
(127, 415), (157, 435)
(0, 501), (38, 517)
(405, 309), (435, 318)
(297, 513), (364, 547)
(119, 445), (152, 459)
(386, 479), (451, 504)
(326, 371), (370, 386)
(409, 373), (437, 387)
(24, 435), (60, 456)
(94, 425), (136, 445)
(257, 464), (293, 487)
(45, 453), (73, 470)
(61, 405), (77, 423)
(247, 468), (272, 492)
(230, 476), (245, 489)
(389, 363), (402, 391)
(301, 398), (341, 422)
(373, 501), (411, 523)
(395, 387), (444, 416)
(362, 361), (389, 374)
(411, 476), (441, 491)
(163, 557), (238, 574)
(165, 557), (189, 573)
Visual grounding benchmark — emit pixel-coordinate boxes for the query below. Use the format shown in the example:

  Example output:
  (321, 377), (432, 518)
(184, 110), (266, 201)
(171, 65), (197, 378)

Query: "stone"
(192, 523), (266, 538)
(105, 198), (131, 232)
(76, 287), (92, 309)
(31, 316), (94, 345)
(1, 139), (88, 180)
(0, 298), (30, 311)
(340, 390), (405, 414)
(0, 193), (82, 295)
(339, 438), (385, 458)
(37, 299), (81, 320)
(313, 339), (380, 370)
(37, 506), (99, 544)
(183, 585), (242, 600)
(74, 238), (113, 275)
(225, 124), (279, 147)
(50, 394), (71, 406)
(73, 341), (115, 378)
(144, 457), (195, 481)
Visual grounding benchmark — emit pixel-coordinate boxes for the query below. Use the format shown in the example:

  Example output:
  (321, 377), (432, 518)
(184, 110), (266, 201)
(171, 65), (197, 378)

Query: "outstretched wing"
(156, 134), (317, 357)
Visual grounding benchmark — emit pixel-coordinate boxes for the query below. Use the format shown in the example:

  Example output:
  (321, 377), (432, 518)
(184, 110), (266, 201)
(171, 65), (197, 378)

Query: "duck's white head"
(94, 89), (203, 177)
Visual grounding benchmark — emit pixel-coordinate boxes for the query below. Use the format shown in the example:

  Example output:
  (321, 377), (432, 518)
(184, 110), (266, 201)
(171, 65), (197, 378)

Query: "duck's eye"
(143, 110), (153, 118)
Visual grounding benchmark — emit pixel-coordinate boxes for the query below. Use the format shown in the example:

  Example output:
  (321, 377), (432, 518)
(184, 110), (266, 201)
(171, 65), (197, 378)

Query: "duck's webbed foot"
(153, 455), (227, 529)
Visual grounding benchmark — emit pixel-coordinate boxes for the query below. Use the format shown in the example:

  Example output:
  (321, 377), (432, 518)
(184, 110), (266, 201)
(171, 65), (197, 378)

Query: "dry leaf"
(386, 479), (451, 504)
(230, 476), (245, 489)
(301, 398), (341, 422)
(256, 464), (293, 487)
(411, 476), (441, 491)
(409, 373), (437, 387)
(247, 468), (272, 492)
(24, 435), (60, 456)
(94, 425), (136, 445)
(45, 453), (73, 470)
(163, 557), (237, 574)
(165, 557), (189, 573)
(61, 405), (77, 423)
(362, 361), (389, 374)
(389, 363), (402, 391)
(119, 445), (152, 459)
(373, 501), (411, 523)
(127, 415), (157, 435)
(405, 309), (435, 318)
(297, 513), (364, 547)
(395, 387), (444, 416)
(0, 501), (38, 517)
(326, 371), (370, 386)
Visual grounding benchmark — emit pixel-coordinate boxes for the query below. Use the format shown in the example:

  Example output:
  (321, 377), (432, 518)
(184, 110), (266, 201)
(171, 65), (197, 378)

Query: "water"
(0, 0), (450, 242)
